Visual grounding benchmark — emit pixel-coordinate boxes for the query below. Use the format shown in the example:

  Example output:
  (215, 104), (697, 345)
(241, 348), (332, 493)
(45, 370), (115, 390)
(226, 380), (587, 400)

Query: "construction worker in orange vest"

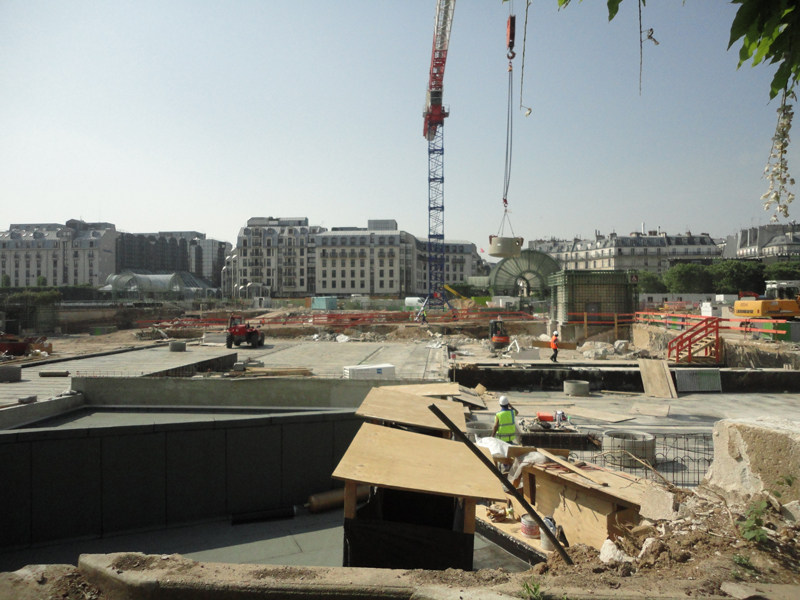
(550, 331), (559, 363)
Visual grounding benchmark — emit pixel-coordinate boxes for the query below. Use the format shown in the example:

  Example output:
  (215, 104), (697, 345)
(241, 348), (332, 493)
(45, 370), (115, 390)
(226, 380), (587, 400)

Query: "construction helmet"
(498, 395), (509, 406)
(553, 332), (559, 336)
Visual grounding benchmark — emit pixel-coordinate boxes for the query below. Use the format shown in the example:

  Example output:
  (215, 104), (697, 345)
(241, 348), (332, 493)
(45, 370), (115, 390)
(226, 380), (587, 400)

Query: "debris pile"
(579, 341), (649, 360)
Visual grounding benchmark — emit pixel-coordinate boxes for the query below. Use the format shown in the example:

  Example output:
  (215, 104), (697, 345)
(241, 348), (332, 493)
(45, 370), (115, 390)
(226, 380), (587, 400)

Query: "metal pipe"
(427, 403), (573, 565)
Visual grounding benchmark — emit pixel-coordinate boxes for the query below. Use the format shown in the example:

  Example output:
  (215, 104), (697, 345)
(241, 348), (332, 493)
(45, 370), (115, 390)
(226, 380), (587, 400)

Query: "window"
(379, 280), (384, 288)
(389, 259), (394, 267)
(322, 270), (327, 278)
(389, 270), (394, 277)
(332, 281), (336, 288)
(379, 259), (384, 267)
(360, 281), (365, 288)
(350, 280), (355, 288)
(300, 278), (304, 286)
(322, 281), (327, 288)
(351, 270), (355, 278)
(360, 269), (365, 277)
(379, 270), (384, 277)
(351, 259), (355, 267)
(360, 259), (365, 267)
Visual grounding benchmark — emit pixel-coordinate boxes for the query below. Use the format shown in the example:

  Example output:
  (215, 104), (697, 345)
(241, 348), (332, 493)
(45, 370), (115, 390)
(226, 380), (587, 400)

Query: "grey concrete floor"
(0, 510), (530, 574)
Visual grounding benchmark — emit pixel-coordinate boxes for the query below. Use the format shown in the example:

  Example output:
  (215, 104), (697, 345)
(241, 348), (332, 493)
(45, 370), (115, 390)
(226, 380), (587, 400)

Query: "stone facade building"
(0, 220), (117, 287)
(530, 230), (721, 275)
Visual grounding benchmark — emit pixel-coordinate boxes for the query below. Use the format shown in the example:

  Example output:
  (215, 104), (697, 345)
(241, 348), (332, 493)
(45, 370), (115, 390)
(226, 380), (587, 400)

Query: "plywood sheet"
(357, 387), (467, 432)
(638, 360), (676, 398)
(385, 383), (487, 409)
(536, 477), (615, 551)
(333, 423), (505, 500)
(629, 402), (671, 417)
(387, 383), (461, 397)
(565, 407), (634, 423)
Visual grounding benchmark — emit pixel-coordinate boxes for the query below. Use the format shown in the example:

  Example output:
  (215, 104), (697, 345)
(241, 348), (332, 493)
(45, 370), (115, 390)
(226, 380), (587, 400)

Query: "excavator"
(732, 280), (800, 319)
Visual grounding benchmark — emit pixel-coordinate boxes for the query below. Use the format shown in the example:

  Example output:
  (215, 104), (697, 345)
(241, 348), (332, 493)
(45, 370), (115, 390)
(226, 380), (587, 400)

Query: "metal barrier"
(635, 311), (788, 341)
(572, 433), (714, 488)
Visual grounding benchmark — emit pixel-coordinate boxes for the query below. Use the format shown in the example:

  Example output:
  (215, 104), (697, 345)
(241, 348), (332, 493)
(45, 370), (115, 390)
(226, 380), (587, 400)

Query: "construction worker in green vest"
(491, 395), (517, 444)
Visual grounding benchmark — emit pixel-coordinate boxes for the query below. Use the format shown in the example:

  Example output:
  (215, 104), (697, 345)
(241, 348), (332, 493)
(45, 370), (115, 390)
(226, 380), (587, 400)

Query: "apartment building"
(734, 223), (800, 263)
(222, 217), (326, 298)
(116, 231), (231, 287)
(530, 230), (720, 275)
(0, 220), (117, 287)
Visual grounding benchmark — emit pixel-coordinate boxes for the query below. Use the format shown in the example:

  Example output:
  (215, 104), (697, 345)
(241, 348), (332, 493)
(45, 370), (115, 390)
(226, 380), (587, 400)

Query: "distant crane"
(421, 0), (456, 312)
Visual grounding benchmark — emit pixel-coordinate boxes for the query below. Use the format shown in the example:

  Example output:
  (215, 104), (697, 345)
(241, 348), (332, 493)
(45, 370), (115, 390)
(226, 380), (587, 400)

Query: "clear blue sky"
(0, 0), (788, 249)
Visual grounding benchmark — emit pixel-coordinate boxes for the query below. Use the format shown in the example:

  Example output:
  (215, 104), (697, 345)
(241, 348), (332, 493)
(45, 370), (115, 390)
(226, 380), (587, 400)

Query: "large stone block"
(702, 417), (800, 506)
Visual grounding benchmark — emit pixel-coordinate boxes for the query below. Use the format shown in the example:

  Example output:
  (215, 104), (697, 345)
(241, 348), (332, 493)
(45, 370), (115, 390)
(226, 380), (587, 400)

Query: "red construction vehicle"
(226, 314), (265, 349)
(490, 319), (510, 349)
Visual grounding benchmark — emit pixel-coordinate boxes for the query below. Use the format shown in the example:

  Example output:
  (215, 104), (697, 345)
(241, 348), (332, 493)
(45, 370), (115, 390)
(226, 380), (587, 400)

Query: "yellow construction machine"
(733, 280), (800, 319)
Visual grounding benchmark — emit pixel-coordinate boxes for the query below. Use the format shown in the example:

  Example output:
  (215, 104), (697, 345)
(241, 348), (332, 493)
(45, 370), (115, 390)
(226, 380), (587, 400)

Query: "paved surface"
(0, 345), (237, 406)
(0, 510), (529, 574)
(205, 335), (446, 379)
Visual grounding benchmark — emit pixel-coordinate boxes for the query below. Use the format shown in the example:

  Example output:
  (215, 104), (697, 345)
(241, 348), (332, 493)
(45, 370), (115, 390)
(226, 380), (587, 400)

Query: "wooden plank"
(638, 359), (675, 398)
(536, 448), (608, 487)
(357, 387), (467, 432)
(463, 498), (476, 534)
(332, 423), (505, 501)
(344, 480), (357, 519)
(385, 383), (486, 409)
(564, 406), (634, 423)
(663, 362), (678, 398)
(629, 402), (671, 417)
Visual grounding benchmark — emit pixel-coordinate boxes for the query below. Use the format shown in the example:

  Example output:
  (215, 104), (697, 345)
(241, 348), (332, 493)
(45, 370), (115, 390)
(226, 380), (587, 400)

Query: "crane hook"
(507, 50), (516, 60)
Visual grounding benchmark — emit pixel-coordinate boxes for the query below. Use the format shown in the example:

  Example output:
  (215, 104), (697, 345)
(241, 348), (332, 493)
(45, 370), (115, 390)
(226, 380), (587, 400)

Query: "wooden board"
(638, 359), (676, 398)
(387, 383), (461, 397)
(524, 464), (648, 507)
(664, 363), (678, 398)
(385, 383), (487, 409)
(332, 423), (505, 501)
(357, 387), (467, 432)
(629, 402), (671, 417)
(564, 407), (634, 423)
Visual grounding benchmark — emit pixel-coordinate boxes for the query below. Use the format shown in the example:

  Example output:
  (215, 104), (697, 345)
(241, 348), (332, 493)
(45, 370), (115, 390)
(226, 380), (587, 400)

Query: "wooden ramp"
(356, 387), (467, 434)
(384, 383), (487, 410)
(638, 359), (677, 398)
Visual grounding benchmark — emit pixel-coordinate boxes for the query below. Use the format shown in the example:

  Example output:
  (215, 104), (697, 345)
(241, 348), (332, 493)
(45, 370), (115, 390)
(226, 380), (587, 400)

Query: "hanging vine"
(762, 90), (797, 221)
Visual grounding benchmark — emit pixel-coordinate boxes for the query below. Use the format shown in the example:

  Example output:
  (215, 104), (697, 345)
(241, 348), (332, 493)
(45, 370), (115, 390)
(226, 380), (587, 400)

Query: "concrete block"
(639, 485), (679, 521)
(30, 437), (102, 544)
(17, 395), (37, 404)
(233, 362), (246, 371)
(614, 340), (630, 354)
(102, 432), (167, 534)
(0, 365), (22, 382)
(702, 417), (800, 506)
(165, 429), (226, 524)
(0, 443), (32, 548)
(281, 421), (334, 506)
(169, 341), (187, 352)
(226, 425), (282, 515)
(781, 500), (800, 522)
(599, 539), (633, 564)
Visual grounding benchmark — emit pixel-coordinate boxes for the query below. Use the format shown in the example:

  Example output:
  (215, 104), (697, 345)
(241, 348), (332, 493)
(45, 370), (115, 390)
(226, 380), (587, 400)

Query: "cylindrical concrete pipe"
(169, 341), (187, 352)
(564, 380), (590, 396)
(602, 430), (656, 468)
(308, 485), (370, 513)
(39, 371), (70, 377)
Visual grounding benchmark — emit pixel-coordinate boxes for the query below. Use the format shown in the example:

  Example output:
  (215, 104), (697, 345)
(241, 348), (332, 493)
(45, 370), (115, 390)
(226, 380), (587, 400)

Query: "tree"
(662, 264), (713, 294)
(36, 276), (47, 287)
(0, 274), (9, 288)
(554, 0), (800, 219)
(708, 260), (765, 294)
(764, 262), (800, 280)
(635, 270), (667, 293)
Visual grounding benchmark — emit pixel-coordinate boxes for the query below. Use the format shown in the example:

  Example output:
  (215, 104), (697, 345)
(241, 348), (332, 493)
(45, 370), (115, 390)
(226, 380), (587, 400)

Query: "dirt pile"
(537, 489), (800, 597)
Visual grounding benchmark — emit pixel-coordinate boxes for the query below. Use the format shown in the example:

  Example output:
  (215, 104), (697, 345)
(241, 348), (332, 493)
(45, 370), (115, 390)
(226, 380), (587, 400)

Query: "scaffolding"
(548, 270), (638, 324)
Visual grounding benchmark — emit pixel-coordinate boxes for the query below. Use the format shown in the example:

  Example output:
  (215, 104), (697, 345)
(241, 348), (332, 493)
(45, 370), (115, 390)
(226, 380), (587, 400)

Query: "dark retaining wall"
(451, 366), (645, 393)
(0, 409), (361, 550)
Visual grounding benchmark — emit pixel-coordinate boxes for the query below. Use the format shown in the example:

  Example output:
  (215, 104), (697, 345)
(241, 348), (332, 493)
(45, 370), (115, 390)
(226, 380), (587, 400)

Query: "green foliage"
(0, 274), (9, 288)
(662, 264), (713, 294)
(36, 276), (47, 287)
(635, 270), (667, 293)
(709, 261), (766, 295)
(740, 499), (769, 543)
(771, 474), (796, 498)
(5, 290), (62, 306)
(521, 578), (543, 600)
(732, 553), (755, 569)
(764, 261), (800, 280)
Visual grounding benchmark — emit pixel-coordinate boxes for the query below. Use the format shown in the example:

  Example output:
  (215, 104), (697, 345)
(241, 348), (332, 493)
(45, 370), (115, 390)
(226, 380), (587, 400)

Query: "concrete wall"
(0, 409), (361, 550)
(0, 393), (86, 430)
(71, 376), (427, 409)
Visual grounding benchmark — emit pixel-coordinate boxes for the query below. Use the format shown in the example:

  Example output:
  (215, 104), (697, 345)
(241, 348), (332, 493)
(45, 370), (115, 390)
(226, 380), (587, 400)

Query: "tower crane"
(421, 0), (456, 311)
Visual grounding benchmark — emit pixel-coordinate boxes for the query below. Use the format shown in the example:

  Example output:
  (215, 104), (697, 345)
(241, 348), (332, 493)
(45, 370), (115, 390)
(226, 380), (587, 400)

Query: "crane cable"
(519, 0), (531, 113)
(499, 38), (516, 238)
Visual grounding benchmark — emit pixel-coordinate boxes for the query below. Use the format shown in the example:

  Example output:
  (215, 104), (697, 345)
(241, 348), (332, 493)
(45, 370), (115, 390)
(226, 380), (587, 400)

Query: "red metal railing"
(635, 311), (789, 340)
(667, 316), (720, 363)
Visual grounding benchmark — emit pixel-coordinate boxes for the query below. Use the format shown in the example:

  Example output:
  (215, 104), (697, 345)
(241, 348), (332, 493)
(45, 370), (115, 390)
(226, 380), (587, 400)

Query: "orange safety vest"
(550, 335), (559, 349)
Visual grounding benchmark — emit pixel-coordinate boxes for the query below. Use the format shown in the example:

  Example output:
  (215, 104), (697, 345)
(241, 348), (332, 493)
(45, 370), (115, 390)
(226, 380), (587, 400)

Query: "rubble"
(640, 485), (681, 521)
(599, 539), (633, 564)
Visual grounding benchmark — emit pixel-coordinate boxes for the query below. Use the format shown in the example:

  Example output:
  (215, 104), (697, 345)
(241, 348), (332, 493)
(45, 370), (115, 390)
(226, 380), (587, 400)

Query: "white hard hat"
(553, 332), (559, 336)
(498, 395), (509, 406)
